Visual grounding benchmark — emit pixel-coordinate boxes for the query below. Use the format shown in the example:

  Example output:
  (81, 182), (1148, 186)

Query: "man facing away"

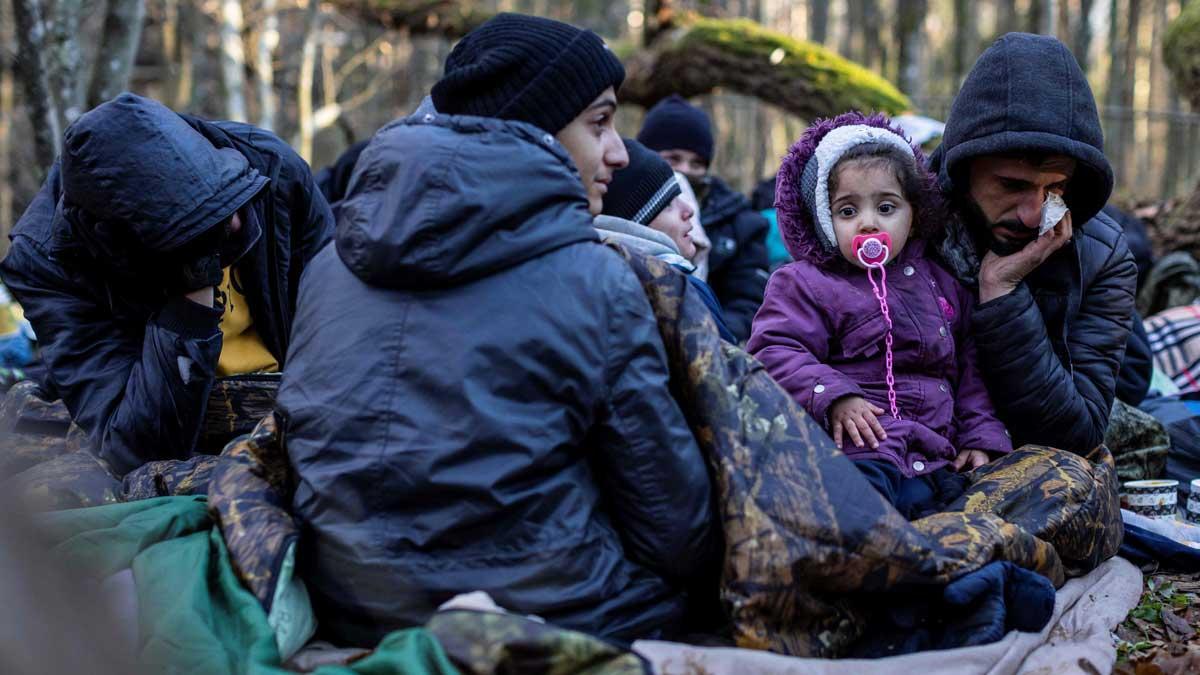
(278, 13), (720, 646)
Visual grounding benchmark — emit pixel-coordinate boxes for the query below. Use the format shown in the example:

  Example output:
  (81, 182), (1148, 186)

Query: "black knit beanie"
(602, 139), (682, 225)
(431, 13), (626, 135)
(636, 94), (714, 165)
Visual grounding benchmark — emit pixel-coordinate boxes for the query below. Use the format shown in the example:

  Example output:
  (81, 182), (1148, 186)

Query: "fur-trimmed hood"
(774, 111), (942, 267)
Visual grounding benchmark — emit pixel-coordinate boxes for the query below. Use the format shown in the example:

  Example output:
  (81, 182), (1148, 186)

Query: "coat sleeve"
(712, 210), (769, 342)
(949, 284), (1013, 455)
(1, 238), (222, 477)
(746, 268), (864, 426)
(971, 235), (1137, 452)
(589, 261), (719, 586)
(281, 147), (335, 306)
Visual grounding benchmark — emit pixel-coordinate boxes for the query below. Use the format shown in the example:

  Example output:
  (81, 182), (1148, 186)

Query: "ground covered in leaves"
(1114, 571), (1200, 674)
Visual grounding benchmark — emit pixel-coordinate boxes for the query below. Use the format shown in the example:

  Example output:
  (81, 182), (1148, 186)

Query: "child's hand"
(952, 449), (989, 472)
(830, 396), (887, 449)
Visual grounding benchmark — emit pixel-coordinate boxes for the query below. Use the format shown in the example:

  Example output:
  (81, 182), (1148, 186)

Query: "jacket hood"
(60, 93), (268, 254)
(594, 215), (694, 271)
(775, 111), (941, 267)
(335, 114), (597, 288)
(932, 33), (1113, 227)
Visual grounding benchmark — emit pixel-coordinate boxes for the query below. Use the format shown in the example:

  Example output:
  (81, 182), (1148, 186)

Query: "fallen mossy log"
(621, 17), (911, 119)
(325, 0), (491, 38)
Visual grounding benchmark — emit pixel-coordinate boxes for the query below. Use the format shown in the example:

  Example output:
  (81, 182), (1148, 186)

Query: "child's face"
(831, 159), (914, 269)
(649, 195), (698, 260)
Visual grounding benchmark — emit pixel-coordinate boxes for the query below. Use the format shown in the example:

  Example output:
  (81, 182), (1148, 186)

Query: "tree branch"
(324, 0), (490, 38)
(87, 0), (147, 109)
(622, 17), (910, 119)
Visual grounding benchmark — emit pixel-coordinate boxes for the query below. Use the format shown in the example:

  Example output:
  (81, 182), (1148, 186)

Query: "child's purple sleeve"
(950, 281), (1014, 454)
(747, 265), (864, 427)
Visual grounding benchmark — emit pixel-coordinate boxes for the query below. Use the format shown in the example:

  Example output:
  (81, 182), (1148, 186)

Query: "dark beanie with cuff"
(637, 94), (714, 165)
(431, 13), (626, 135)
(602, 139), (682, 225)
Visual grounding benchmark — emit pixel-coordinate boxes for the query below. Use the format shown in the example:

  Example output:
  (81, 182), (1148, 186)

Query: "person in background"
(600, 138), (736, 342)
(638, 94), (769, 341)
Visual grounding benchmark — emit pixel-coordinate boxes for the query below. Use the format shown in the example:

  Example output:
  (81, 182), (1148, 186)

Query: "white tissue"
(1039, 192), (1068, 236)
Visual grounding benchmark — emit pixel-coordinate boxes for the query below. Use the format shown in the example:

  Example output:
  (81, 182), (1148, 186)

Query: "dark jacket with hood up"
(700, 177), (770, 341)
(932, 33), (1137, 453)
(278, 114), (718, 647)
(0, 93), (334, 476)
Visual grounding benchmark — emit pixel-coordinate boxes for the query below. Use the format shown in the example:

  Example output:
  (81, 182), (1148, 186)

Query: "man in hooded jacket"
(278, 13), (719, 647)
(931, 33), (1137, 453)
(1, 93), (334, 477)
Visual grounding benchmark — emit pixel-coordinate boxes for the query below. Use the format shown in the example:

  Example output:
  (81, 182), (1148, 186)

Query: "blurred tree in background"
(1, 0), (1198, 257)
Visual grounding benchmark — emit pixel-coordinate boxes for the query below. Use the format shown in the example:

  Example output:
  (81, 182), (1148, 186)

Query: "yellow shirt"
(216, 268), (279, 376)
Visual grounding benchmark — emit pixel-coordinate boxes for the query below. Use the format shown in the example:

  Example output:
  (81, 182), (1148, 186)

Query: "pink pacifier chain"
(853, 233), (901, 420)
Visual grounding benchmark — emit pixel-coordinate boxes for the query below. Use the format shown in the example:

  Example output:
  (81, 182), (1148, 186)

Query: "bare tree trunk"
(88, 0), (147, 108)
(46, 0), (84, 125)
(1039, 0), (1057, 34)
(808, 0), (829, 44)
(254, 0), (278, 130)
(162, 0), (179, 105)
(296, 0), (321, 162)
(863, 0), (884, 72)
(996, 0), (1019, 34)
(952, 0), (978, 85)
(176, 1), (196, 109)
(1073, 0), (1095, 73)
(11, 0), (62, 172)
(1142, 0), (1170, 198)
(895, 0), (928, 101)
(1120, 0), (1140, 184)
(1, 0), (14, 244)
(1026, 0), (1043, 32)
(218, 0), (248, 121)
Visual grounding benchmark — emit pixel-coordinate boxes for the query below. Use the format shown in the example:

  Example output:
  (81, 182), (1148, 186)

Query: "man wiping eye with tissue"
(929, 32), (1137, 453)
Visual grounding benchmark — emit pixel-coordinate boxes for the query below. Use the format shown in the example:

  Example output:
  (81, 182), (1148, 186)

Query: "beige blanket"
(634, 557), (1142, 675)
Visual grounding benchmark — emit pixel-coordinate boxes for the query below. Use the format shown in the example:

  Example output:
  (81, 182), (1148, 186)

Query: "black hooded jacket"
(278, 114), (718, 646)
(0, 94), (334, 476)
(932, 34), (1137, 453)
(700, 177), (769, 341)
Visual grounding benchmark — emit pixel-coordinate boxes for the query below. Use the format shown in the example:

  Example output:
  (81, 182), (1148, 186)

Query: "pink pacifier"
(852, 232), (892, 267)
(850, 231), (902, 420)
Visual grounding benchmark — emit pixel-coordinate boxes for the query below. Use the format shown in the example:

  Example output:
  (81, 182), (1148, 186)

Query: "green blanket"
(39, 496), (459, 675)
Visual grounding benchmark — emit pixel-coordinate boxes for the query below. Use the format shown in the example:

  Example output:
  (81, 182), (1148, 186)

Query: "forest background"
(2, 0), (1198, 258)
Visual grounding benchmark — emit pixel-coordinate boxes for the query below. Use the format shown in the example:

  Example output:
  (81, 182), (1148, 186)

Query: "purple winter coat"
(747, 239), (1012, 477)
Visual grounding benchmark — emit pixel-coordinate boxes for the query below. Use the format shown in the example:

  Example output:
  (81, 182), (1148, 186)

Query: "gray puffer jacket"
(278, 114), (718, 646)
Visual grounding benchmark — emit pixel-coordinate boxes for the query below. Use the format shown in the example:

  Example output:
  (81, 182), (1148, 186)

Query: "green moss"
(677, 17), (910, 114)
(1164, 0), (1200, 108)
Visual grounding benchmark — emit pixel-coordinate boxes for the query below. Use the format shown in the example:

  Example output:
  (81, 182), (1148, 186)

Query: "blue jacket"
(278, 114), (719, 646)
(0, 93), (333, 475)
(700, 177), (770, 342)
(932, 34), (1137, 452)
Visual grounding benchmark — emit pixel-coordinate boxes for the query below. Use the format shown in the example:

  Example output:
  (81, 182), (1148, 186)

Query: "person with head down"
(1, 93), (334, 477)
(931, 33), (1137, 453)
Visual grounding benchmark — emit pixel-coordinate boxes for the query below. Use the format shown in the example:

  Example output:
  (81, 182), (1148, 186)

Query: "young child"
(747, 112), (1012, 516)
(600, 138), (736, 342)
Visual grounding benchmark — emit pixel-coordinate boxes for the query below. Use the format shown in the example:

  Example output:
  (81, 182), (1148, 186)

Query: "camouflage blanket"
(0, 375), (280, 509)
(604, 244), (1123, 656)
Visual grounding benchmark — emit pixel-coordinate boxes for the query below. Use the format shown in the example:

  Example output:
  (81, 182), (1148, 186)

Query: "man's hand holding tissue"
(979, 209), (1073, 304)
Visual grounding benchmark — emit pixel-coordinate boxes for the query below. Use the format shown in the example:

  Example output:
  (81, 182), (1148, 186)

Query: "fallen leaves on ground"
(1114, 572), (1200, 675)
